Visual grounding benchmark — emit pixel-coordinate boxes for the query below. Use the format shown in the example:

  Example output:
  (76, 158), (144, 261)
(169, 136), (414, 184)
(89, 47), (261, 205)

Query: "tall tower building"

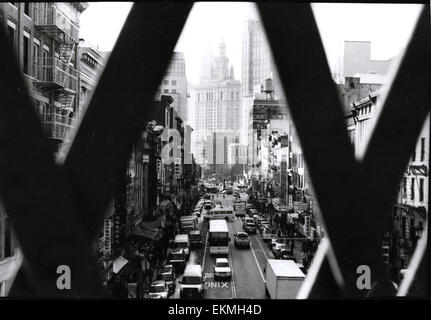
(343, 40), (393, 78)
(241, 19), (285, 145)
(193, 41), (241, 172)
(156, 52), (188, 122)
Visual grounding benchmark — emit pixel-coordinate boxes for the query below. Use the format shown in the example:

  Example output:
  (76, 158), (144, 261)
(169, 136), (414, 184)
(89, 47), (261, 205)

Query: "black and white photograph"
(0, 0), (428, 307)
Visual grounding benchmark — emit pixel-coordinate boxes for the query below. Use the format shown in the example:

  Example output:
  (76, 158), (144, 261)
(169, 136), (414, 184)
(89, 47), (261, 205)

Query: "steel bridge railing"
(0, 2), (428, 298)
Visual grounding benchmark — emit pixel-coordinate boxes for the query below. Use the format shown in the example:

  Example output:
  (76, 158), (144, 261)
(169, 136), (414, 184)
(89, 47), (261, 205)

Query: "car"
(272, 243), (287, 257)
(258, 220), (270, 231)
(249, 208), (259, 216)
(276, 249), (295, 261)
(268, 238), (284, 250)
(161, 264), (175, 277)
(261, 226), (277, 241)
(158, 271), (176, 293)
(256, 218), (269, 230)
(234, 232), (250, 248)
(243, 217), (256, 233)
(189, 230), (203, 248)
(148, 280), (169, 299)
(167, 248), (186, 273)
(213, 258), (232, 280)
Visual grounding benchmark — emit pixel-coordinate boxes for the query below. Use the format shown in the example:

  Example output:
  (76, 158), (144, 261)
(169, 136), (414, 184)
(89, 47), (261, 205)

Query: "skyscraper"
(343, 40), (393, 78)
(193, 41), (241, 172)
(241, 19), (285, 145)
(157, 52), (188, 122)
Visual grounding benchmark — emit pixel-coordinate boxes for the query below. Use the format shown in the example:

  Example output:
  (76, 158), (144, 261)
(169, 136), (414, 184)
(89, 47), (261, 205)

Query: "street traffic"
(146, 183), (310, 299)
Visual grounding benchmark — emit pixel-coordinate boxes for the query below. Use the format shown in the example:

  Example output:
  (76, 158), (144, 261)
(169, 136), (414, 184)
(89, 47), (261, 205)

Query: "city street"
(171, 215), (283, 299)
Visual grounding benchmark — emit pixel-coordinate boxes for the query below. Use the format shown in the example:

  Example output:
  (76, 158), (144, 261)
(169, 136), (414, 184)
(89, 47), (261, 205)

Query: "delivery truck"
(264, 259), (305, 299)
(179, 215), (198, 234)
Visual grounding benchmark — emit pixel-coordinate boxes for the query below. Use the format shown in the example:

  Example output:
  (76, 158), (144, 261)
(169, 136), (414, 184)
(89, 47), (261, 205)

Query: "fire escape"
(32, 4), (79, 143)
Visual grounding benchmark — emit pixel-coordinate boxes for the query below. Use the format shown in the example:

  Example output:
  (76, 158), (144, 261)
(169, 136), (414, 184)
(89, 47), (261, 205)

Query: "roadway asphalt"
(170, 216), (279, 299)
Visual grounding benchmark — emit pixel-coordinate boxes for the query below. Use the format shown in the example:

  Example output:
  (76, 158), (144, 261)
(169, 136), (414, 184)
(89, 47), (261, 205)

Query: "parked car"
(213, 258), (232, 280)
(174, 234), (190, 259)
(276, 249), (295, 261)
(234, 232), (250, 248)
(167, 248), (186, 273)
(261, 226), (277, 241)
(161, 264), (175, 277)
(272, 242), (287, 257)
(189, 230), (203, 248)
(159, 271), (176, 293)
(246, 204), (255, 214)
(243, 217), (256, 233)
(148, 280), (169, 299)
(259, 221), (270, 231)
(268, 238), (284, 250)
(249, 208), (259, 217)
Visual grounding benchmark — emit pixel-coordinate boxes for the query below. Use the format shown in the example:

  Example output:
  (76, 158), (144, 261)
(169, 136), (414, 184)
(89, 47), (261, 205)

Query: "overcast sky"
(80, 2), (422, 85)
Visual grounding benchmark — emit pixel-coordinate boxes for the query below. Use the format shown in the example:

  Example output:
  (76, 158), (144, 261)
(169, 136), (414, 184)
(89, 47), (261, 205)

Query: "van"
(179, 264), (205, 299)
(174, 234), (190, 259)
(180, 215), (198, 234)
(167, 248), (186, 273)
(208, 206), (235, 220)
(189, 230), (203, 248)
(243, 217), (256, 233)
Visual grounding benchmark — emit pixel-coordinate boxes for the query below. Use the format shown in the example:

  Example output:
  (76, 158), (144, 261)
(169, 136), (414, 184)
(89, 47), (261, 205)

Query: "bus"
(233, 202), (246, 217)
(207, 206), (235, 220)
(208, 220), (230, 255)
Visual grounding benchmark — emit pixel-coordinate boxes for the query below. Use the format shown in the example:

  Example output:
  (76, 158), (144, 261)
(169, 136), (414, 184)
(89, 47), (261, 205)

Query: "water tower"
(263, 78), (274, 100)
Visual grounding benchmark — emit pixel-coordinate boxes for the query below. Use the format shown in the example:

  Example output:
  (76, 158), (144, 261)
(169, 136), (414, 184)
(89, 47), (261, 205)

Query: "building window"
(420, 137), (425, 161)
(419, 178), (424, 202)
(163, 89), (169, 93)
(7, 20), (16, 47)
(163, 80), (169, 85)
(403, 177), (407, 198)
(24, 2), (31, 17)
(171, 80), (176, 85)
(412, 148), (416, 162)
(23, 32), (30, 75)
(171, 89), (176, 94)
(410, 178), (415, 201)
(33, 39), (40, 77)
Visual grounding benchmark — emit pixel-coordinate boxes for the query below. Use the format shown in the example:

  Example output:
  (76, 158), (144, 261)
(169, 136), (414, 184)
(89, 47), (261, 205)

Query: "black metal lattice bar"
(0, 23), (106, 297)
(2, 2), (193, 297)
(0, 2), (428, 298)
(258, 3), (429, 297)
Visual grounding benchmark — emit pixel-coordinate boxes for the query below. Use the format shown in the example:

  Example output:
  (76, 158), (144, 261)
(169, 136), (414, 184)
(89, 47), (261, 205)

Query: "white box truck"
(265, 259), (305, 299)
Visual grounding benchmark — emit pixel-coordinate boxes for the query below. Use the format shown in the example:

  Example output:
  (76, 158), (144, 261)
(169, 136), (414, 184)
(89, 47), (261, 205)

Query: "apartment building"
(345, 90), (429, 281)
(0, 1), (88, 296)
